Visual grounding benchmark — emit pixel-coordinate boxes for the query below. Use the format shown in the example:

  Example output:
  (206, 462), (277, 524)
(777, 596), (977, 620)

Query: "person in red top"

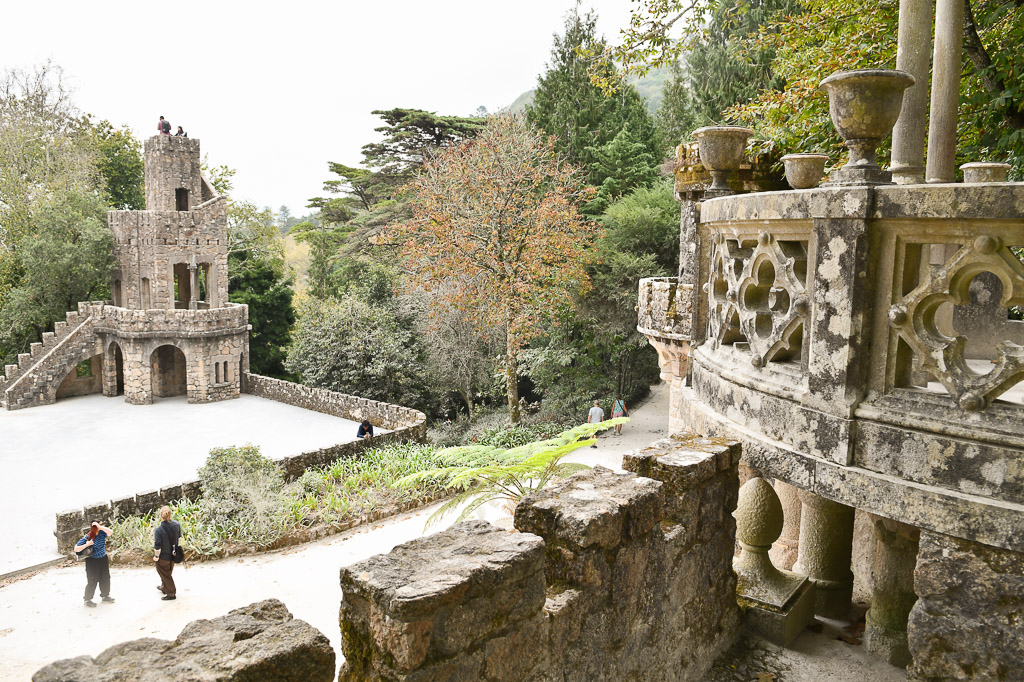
(157, 116), (171, 135)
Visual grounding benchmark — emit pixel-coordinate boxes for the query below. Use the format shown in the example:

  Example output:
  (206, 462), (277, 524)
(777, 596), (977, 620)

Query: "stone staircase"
(1, 303), (102, 410)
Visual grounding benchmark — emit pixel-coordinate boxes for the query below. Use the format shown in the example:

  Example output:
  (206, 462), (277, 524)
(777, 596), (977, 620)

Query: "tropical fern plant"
(394, 418), (629, 526)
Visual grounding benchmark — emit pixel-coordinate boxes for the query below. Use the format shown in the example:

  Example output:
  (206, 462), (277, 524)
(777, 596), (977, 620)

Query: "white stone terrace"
(0, 393), (369, 575)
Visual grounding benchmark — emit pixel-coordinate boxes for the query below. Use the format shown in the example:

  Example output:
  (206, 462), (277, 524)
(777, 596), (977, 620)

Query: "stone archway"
(151, 344), (187, 398)
(55, 354), (103, 400)
(107, 341), (125, 396)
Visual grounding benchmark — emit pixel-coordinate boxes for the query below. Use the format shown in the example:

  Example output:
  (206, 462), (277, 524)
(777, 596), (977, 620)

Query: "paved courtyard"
(0, 393), (367, 575)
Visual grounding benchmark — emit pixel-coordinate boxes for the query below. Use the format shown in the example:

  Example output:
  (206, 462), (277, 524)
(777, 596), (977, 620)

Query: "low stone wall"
(55, 377), (427, 554)
(338, 434), (741, 681)
(33, 599), (334, 682)
(244, 373), (426, 435)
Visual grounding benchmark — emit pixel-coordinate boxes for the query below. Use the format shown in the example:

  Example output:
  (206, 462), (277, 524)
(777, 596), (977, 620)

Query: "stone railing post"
(864, 514), (919, 667)
(806, 192), (875, 464)
(794, 490), (856, 618)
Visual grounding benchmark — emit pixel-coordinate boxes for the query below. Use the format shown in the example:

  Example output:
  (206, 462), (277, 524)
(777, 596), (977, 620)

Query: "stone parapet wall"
(338, 435), (741, 681)
(637, 276), (692, 339)
(93, 301), (248, 337)
(244, 373), (426, 435)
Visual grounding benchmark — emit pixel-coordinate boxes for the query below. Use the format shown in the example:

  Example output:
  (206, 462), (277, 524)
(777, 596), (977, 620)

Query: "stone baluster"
(864, 515), (919, 667)
(890, 0), (933, 184)
(925, 0), (964, 183)
(770, 479), (802, 570)
(794, 489), (855, 618)
(734, 477), (815, 645)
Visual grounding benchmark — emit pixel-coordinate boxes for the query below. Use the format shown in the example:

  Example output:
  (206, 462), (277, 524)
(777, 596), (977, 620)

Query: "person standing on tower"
(158, 116), (171, 135)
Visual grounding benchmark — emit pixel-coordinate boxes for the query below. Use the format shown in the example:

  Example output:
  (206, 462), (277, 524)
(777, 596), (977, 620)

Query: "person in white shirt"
(586, 400), (604, 448)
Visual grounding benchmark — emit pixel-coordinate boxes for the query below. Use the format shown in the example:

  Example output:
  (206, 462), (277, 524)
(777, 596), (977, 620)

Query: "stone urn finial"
(694, 126), (754, 197)
(781, 154), (829, 189)
(819, 69), (915, 186)
(960, 162), (1011, 183)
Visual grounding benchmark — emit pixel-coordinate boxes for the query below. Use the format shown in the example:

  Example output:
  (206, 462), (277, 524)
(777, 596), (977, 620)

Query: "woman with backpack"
(154, 506), (182, 601)
(75, 520), (114, 607)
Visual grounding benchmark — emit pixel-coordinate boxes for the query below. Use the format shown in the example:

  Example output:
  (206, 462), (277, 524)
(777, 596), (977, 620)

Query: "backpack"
(160, 522), (185, 563)
(161, 120), (171, 134)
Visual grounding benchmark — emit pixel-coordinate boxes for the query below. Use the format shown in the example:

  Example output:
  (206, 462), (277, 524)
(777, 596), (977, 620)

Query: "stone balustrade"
(642, 179), (1024, 676)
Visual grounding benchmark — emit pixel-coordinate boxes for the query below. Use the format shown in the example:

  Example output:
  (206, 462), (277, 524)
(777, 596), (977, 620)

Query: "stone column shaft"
(794, 490), (855, 618)
(864, 515), (919, 668)
(925, 0), (964, 183)
(891, 0), (934, 184)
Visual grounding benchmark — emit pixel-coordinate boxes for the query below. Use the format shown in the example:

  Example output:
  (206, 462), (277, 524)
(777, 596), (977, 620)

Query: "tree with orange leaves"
(387, 114), (596, 424)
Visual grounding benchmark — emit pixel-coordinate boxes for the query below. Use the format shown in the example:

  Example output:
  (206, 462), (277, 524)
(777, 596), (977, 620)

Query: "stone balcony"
(90, 301), (249, 339)
(640, 179), (1024, 673)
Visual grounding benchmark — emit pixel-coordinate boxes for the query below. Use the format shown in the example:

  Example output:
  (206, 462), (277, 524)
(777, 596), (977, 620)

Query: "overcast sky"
(2, 0), (634, 216)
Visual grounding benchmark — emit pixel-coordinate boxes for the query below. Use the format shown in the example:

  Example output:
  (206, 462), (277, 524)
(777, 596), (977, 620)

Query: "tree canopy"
(387, 114), (597, 423)
(526, 9), (660, 188)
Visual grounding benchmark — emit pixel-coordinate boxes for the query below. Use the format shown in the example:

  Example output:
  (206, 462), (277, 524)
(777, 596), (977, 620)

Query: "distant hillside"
(506, 65), (671, 117)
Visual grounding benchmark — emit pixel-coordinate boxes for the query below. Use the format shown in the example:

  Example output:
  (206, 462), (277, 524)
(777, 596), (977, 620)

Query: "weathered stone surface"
(339, 437), (742, 681)
(907, 531), (1024, 680)
(339, 521), (546, 680)
(33, 599), (334, 682)
(514, 466), (663, 551)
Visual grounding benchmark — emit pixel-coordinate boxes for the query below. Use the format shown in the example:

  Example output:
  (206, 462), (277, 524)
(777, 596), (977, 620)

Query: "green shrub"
(197, 444), (287, 546)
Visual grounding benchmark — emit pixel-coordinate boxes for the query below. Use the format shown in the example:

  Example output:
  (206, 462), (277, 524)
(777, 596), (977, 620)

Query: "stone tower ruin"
(0, 136), (249, 410)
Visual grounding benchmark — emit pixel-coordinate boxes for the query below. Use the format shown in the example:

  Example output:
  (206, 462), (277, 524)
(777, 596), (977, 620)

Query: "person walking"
(611, 395), (628, 435)
(154, 506), (181, 601)
(75, 521), (114, 607)
(587, 400), (605, 448)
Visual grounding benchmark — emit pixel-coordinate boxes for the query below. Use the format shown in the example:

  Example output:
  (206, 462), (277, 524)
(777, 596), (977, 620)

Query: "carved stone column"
(925, 0), (964, 183)
(864, 514), (919, 667)
(770, 480), (802, 570)
(890, 0), (933, 184)
(794, 490), (855, 618)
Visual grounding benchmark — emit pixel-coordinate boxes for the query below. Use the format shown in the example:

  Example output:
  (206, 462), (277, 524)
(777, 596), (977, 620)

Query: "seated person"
(357, 419), (374, 440)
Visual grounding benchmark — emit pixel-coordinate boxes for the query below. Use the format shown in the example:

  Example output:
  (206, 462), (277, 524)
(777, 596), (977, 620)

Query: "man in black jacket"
(154, 505), (182, 600)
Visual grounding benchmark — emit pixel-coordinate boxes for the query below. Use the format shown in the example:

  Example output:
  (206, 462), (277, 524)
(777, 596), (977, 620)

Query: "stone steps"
(1, 304), (101, 410)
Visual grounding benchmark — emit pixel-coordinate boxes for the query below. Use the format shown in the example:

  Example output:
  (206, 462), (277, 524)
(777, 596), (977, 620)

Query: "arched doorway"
(151, 345), (187, 398)
(56, 354), (102, 400)
(110, 342), (125, 396)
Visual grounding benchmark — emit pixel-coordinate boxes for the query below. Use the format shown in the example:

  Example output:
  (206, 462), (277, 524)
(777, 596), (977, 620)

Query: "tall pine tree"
(526, 9), (660, 189)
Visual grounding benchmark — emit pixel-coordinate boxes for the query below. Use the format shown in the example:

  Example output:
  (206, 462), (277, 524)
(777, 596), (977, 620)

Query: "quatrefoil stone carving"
(888, 235), (1024, 410)
(707, 232), (808, 367)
